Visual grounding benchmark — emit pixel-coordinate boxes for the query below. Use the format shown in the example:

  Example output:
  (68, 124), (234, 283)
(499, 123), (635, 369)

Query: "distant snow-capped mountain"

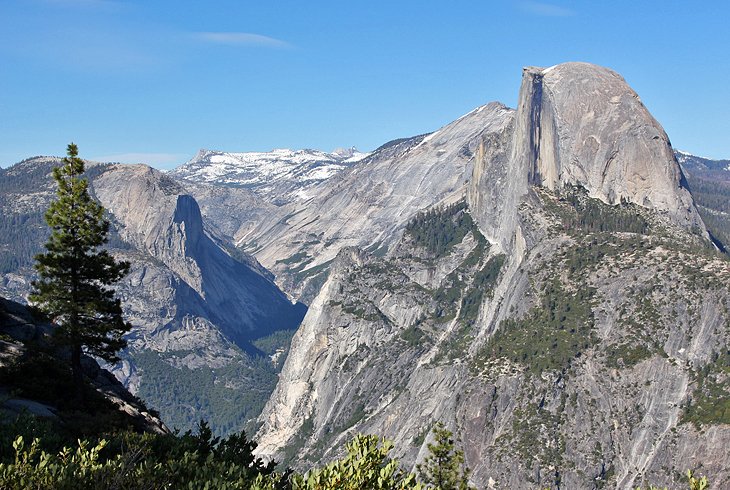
(170, 147), (369, 205)
(675, 149), (730, 177)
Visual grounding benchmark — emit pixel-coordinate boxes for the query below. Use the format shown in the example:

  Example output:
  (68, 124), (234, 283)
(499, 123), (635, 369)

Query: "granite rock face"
(0, 159), (306, 434)
(527, 63), (700, 218)
(470, 63), (704, 254)
(242, 102), (515, 301)
(92, 164), (305, 345)
(255, 63), (730, 488)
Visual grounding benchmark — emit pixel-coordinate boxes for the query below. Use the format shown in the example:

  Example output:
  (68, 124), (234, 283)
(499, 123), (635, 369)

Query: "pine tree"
(30, 143), (131, 399)
(417, 422), (473, 489)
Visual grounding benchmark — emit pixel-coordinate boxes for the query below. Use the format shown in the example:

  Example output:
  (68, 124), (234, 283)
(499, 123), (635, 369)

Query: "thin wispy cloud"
(195, 32), (291, 49)
(42, 0), (121, 9)
(518, 1), (575, 17)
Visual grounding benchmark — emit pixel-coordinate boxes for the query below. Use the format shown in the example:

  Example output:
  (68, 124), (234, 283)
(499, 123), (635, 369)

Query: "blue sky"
(1, 0), (728, 168)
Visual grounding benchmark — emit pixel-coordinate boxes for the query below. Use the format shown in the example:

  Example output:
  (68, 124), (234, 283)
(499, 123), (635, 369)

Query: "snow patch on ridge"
(170, 147), (368, 204)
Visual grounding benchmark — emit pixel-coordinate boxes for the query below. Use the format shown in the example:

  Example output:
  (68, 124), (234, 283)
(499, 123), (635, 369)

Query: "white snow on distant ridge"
(171, 147), (369, 204)
(675, 149), (730, 172)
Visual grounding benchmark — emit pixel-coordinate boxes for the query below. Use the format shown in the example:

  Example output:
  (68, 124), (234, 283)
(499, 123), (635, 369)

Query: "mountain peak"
(469, 62), (706, 252)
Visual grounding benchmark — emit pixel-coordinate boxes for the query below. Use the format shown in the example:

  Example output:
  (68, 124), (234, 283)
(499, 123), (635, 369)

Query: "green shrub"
(476, 279), (596, 374)
(683, 350), (730, 427)
(289, 434), (420, 490)
(405, 202), (473, 259)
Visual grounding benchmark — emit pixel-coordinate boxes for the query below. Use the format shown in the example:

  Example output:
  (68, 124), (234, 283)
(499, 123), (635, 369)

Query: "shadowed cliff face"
(0, 296), (169, 435)
(172, 195), (205, 254)
(255, 63), (729, 489)
(92, 165), (306, 345)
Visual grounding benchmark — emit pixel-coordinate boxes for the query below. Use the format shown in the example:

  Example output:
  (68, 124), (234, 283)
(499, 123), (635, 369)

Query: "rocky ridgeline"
(253, 63), (730, 488)
(1, 61), (729, 488)
(239, 102), (515, 301)
(170, 147), (368, 205)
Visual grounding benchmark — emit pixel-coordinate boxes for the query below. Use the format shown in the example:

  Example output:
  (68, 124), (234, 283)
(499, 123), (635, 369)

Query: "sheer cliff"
(255, 63), (730, 489)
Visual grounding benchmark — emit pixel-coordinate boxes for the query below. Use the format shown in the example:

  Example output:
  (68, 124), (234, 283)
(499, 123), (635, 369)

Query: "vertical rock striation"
(469, 62), (705, 255)
(256, 63), (729, 488)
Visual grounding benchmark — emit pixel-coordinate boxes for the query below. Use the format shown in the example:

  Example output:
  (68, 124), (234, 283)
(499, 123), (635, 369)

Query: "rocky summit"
(253, 63), (730, 488)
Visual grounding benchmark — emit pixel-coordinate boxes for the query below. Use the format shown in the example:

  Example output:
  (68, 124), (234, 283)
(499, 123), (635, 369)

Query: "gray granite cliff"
(255, 63), (729, 489)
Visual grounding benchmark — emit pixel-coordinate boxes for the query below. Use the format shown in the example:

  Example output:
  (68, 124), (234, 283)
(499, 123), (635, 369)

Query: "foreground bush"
(0, 420), (274, 490)
(288, 434), (420, 490)
(0, 423), (712, 489)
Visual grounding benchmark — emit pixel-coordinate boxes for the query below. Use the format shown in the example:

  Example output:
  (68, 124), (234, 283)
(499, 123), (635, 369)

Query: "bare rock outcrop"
(255, 63), (729, 488)
(92, 164), (306, 345)
(469, 62), (705, 253)
(242, 102), (515, 300)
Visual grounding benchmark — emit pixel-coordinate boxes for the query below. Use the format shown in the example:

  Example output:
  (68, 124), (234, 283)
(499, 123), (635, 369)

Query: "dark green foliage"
(289, 434), (421, 489)
(29, 144), (131, 393)
(558, 185), (650, 234)
(0, 202), (131, 275)
(0, 419), (275, 490)
(688, 178), (730, 213)
(699, 211), (730, 253)
(478, 280), (596, 374)
(604, 342), (654, 368)
(0, 158), (56, 193)
(252, 329), (297, 357)
(0, 414), (66, 463)
(0, 414), (714, 489)
(0, 211), (46, 274)
(0, 340), (157, 442)
(430, 230), (492, 322)
(402, 201), (505, 362)
(458, 254), (505, 324)
(416, 422), (473, 489)
(432, 252), (505, 363)
(686, 176), (730, 251)
(400, 325), (426, 346)
(132, 350), (278, 436)
(405, 201), (473, 258)
(683, 350), (730, 427)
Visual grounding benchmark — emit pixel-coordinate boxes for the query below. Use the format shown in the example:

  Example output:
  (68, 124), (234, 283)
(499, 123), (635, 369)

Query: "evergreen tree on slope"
(417, 422), (473, 490)
(30, 143), (130, 399)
